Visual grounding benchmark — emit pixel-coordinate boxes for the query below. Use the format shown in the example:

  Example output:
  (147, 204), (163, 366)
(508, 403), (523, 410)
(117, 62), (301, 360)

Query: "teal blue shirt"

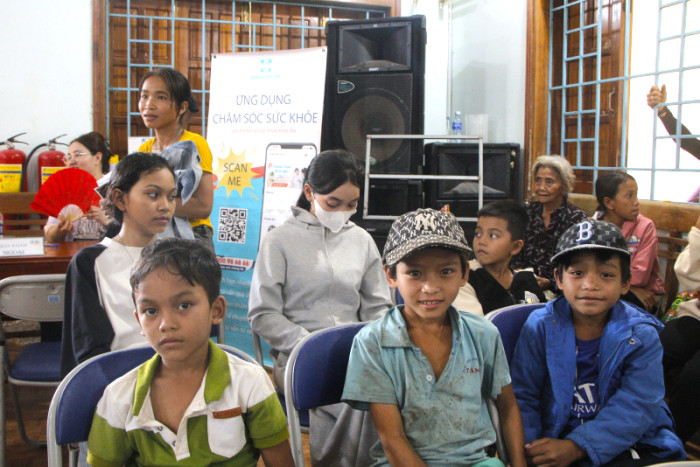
(342, 306), (511, 466)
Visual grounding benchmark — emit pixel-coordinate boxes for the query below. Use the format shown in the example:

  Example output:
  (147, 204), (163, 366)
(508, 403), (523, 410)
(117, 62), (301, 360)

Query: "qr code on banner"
(218, 207), (247, 244)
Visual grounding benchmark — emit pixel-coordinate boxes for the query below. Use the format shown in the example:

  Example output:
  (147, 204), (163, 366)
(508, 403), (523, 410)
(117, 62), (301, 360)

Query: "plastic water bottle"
(451, 111), (464, 142)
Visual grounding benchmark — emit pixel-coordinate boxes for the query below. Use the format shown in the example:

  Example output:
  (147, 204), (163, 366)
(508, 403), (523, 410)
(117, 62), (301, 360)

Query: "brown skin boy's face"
(554, 251), (631, 322)
(134, 267), (225, 369)
(473, 216), (524, 267)
(385, 248), (468, 325)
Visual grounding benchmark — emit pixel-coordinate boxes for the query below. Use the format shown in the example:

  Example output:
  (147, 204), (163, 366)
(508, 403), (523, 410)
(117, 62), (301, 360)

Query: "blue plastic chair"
(482, 303), (546, 462)
(46, 343), (258, 467)
(0, 274), (65, 448)
(283, 323), (367, 466)
(486, 303), (544, 366)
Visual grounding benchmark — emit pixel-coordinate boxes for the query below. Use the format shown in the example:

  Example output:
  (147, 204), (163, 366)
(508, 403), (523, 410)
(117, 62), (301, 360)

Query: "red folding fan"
(30, 168), (101, 220)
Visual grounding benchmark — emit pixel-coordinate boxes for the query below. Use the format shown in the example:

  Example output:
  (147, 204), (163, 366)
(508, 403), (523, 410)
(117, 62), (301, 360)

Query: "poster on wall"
(206, 48), (327, 360)
(259, 142), (316, 244)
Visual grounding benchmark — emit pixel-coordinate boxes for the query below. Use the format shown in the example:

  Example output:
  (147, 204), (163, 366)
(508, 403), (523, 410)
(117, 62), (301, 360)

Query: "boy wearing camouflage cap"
(342, 208), (526, 467)
(511, 219), (685, 467)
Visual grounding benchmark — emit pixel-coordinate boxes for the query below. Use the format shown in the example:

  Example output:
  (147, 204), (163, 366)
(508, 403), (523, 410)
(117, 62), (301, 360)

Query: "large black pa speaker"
(424, 143), (522, 220)
(322, 15), (426, 175)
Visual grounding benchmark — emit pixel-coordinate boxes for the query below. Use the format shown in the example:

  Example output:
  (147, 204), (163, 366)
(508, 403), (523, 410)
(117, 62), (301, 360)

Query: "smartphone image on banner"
(259, 143), (317, 244)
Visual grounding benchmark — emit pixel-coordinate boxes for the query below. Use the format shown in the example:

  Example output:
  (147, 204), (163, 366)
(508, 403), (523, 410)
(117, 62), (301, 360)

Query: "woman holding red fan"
(43, 131), (112, 242)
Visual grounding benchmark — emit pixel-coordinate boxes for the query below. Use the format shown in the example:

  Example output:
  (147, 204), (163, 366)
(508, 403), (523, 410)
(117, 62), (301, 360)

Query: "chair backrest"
(656, 235), (688, 311)
(47, 343), (256, 466)
(395, 288), (404, 305)
(0, 274), (65, 322)
(285, 322), (366, 411)
(251, 329), (265, 366)
(219, 343), (259, 366)
(49, 346), (156, 452)
(645, 462), (700, 467)
(283, 323), (366, 466)
(0, 192), (46, 237)
(486, 303), (544, 365)
(210, 323), (225, 344)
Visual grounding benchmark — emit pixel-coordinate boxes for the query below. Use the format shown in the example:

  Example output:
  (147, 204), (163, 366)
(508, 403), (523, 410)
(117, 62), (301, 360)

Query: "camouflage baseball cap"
(383, 208), (472, 267)
(551, 219), (629, 264)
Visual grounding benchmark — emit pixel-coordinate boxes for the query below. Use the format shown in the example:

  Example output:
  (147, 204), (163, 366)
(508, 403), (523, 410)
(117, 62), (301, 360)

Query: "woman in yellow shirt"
(138, 67), (214, 250)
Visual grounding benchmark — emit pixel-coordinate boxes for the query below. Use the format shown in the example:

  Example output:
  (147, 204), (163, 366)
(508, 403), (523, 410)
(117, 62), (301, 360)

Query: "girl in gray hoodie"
(248, 149), (392, 466)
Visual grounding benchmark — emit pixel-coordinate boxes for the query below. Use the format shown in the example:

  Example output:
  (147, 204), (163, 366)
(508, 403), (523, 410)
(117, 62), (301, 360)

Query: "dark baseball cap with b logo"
(551, 219), (629, 264)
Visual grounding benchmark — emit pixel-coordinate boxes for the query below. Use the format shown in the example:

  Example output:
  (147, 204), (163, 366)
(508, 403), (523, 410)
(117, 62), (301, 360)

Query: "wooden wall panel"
(524, 0), (550, 198)
(93, 0), (394, 157)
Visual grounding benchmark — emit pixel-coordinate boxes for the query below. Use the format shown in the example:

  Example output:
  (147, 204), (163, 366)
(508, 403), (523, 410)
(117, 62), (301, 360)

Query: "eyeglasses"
(63, 152), (92, 162)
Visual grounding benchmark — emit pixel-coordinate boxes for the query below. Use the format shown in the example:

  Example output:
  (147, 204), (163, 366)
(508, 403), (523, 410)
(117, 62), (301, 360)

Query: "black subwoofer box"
(424, 142), (522, 219)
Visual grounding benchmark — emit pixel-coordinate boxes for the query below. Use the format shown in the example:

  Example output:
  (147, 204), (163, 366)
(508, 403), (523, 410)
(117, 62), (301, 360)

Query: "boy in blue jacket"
(511, 219), (685, 467)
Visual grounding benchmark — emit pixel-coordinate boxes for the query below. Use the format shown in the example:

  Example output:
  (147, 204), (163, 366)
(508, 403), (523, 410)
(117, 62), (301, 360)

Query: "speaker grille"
(341, 89), (407, 163)
(334, 73), (413, 172)
(322, 15), (426, 180)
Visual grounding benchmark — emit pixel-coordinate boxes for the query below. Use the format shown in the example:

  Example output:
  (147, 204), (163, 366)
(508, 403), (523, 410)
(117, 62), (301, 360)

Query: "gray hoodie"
(248, 206), (392, 386)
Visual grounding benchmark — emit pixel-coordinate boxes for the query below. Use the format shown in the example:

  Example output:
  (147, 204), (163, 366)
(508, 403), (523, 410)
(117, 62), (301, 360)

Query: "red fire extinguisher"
(0, 133), (28, 193)
(23, 134), (68, 191)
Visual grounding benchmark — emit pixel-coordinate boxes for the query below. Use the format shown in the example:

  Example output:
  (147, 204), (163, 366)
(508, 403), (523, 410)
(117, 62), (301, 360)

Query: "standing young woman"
(44, 131), (112, 242)
(138, 67), (214, 250)
(248, 150), (392, 467)
(60, 153), (178, 377)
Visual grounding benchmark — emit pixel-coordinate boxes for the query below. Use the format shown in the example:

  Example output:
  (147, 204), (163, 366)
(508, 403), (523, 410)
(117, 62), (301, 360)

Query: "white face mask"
(313, 198), (356, 233)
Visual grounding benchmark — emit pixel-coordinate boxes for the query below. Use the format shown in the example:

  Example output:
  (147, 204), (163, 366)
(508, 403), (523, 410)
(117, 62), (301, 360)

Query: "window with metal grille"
(547, 0), (700, 202)
(96, 0), (390, 157)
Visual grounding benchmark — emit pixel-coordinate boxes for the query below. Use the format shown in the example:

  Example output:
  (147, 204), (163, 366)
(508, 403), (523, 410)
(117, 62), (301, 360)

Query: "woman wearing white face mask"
(248, 149), (392, 467)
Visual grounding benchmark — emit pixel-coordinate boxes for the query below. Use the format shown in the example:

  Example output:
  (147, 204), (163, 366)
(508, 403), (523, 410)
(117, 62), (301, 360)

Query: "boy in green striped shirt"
(87, 238), (293, 466)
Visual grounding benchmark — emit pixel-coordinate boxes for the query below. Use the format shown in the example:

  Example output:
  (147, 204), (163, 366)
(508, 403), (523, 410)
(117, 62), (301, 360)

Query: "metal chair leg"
(0, 342), (6, 467)
(2, 334), (47, 448)
(68, 443), (80, 467)
(8, 382), (46, 447)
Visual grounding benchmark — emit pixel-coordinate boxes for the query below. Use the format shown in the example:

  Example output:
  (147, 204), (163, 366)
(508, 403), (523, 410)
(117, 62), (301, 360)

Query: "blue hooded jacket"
(511, 297), (685, 466)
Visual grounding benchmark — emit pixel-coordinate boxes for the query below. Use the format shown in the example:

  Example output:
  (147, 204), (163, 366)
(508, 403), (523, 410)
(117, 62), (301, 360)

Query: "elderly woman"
(511, 155), (588, 290)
